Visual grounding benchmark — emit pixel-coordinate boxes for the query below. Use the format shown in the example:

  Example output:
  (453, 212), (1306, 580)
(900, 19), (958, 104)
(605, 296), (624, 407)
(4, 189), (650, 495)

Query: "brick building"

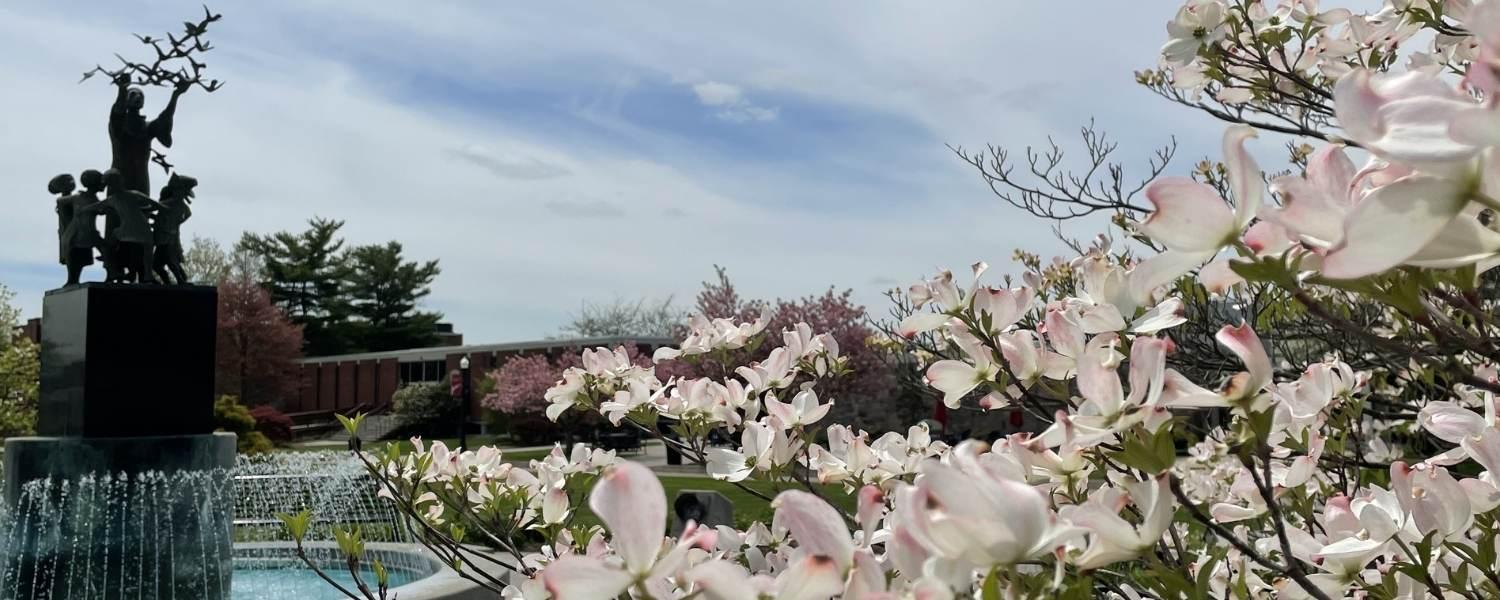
(286, 336), (672, 419)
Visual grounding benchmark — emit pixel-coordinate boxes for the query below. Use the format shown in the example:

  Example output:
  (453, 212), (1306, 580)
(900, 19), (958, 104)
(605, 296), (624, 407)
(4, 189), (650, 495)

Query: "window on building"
(399, 360), (449, 385)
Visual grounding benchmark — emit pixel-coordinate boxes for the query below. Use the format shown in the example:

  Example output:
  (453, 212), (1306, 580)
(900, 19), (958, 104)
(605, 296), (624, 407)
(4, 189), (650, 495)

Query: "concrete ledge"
(233, 542), (507, 600)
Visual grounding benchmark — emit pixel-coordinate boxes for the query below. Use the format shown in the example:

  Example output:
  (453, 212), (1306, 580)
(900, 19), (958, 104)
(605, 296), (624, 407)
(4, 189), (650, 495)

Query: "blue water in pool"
(232, 566), (421, 599)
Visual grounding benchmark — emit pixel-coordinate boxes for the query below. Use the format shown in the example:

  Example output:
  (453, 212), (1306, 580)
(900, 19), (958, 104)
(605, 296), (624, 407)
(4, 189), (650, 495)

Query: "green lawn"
(276, 437), (854, 529)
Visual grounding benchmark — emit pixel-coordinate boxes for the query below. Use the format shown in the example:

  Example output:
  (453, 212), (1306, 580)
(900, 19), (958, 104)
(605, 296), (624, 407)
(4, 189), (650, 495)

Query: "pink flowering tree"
(292, 2), (1500, 599)
(482, 348), (652, 444)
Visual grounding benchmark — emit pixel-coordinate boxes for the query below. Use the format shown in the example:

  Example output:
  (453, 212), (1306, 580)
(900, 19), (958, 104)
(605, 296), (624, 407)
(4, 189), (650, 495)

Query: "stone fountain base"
(2, 432), (236, 599)
(3, 432), (236, 500)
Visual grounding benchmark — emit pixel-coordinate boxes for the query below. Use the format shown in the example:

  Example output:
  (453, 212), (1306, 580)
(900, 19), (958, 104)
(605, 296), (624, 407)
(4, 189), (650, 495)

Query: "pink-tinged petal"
(1244, 221), (1291, 255)
(1333, 70), (1481, 174)
(1217, 324), (1271, 401)
(1328, 69), (1389, 142)
(1077, 303), (1127, 334)
(1130, 297), (1188, 334)
(542, 556), (633, 600)
(1210, 503), (1264, 523)
(764, 394), (794, 425)
(589, 461), (666, 575)
(1038, 351), (1074, 381)
(1129, 249), (1218, 304)
(1313, 537), (1385, 571)
(1267, 145), (1358, 246)
(885, 524), (930, 581)
(1140, 177), (1237, 252)
(1427, 445), (1472, 466)
(998, 330), (1042, 382)
(857, 485), (886, 544)
(1077, 336), (1124, 415)
(772, 490), (854, 569)
(1223, 125), (1263, 228)
(706, 448), (752, 482)
(845, 549), (886, 597)
(898, 312), (950, 338)
(1418, 401), (1486, 444)
(1126, 336), (1169, 407)
(1158, 369), (1225, 406)
(925, 360), (983, 409)
(1461, 478), (1500, 513)
(1198, 259), (1245, 295)
(1321, 175), (1469, 279)
(801, 401), (832, 425)
(1044, 307), (1085, 358)
(1308, 144), (1358, 204)
(685, 560), (757, 600)
(1404, 213), (1500, 268)
(1450, 106), (1500, 147)
(652, 346), (683, 363)
(775, 555), (845, 600)
(911, 577), (956, 600)
(1462, 428), (1500, 474)
(542, 485), (570, 525)
(972, 287), (1032, 333)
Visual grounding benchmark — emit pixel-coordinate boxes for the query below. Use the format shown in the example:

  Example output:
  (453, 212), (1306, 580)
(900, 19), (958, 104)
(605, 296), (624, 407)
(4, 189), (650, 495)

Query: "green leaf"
(980, 566), (1002, 600)
(275, 509), (313, 544)
(1109, 426), (1176, 474)
(1228, 254), (1298, 288)
(372, 560), (389, 588)
(336, 412), (366, 438)
(333, 525), (365, 558)
(1195, 553), (1221, 599)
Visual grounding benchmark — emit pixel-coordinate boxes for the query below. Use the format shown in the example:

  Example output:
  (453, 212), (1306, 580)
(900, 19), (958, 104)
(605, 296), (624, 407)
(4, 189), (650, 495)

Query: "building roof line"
(298, 335), (675, 364)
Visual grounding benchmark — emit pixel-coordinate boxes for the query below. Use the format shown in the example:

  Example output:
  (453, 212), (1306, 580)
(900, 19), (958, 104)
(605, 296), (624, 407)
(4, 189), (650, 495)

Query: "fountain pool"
(231, 544), (439, 600)
(232, 566), (421, 600)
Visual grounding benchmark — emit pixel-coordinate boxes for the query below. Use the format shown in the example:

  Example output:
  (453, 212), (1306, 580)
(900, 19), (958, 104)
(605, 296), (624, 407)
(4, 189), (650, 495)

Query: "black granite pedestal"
(3, 284), (235, 599)
(37, 283), (217, 437)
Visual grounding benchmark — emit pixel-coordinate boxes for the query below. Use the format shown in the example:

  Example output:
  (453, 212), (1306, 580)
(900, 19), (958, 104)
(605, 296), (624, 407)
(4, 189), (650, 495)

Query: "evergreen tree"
(239, 218), (352, 355)
(345, 241), (442, 351)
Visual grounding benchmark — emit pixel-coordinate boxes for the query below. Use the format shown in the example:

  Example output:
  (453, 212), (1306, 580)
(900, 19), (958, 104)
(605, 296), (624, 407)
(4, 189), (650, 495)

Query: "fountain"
(229, 453), (443, 599)
(1, 284), (237, 600)
(0, 10), (237, 598)
(2, 9), (486, 598)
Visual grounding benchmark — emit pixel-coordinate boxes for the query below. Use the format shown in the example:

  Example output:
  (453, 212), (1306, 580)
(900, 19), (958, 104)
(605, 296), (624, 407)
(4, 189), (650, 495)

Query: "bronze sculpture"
(51, 7), (224, 287)
(53, 171), (108, 286)
(101, 169), (166, 284)
(152, 174), (197, 285)
(109, 75), (189, 194)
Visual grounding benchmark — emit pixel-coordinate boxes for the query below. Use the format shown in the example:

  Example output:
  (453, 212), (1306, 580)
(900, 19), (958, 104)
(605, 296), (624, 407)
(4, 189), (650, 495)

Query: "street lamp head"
(459, 355), (470, 370)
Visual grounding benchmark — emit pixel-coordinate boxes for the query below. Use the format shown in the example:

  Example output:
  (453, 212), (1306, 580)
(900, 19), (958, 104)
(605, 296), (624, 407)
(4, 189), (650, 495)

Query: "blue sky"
(0, 1), (1226, 344)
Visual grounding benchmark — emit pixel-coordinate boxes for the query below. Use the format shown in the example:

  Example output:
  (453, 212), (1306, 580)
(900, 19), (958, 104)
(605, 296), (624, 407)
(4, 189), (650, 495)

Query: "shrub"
(392, 382), (461, 436)
(483, 351), (611, 444)
(249, 405), (294, 444)
(214, 394), (274, 454)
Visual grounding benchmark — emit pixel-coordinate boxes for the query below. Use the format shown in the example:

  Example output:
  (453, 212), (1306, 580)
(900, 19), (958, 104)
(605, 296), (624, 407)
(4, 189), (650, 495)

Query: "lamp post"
(459, 355), (471, 450)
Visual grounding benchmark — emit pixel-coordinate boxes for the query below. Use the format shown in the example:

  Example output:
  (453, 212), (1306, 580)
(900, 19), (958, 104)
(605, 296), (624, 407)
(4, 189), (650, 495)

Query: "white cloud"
(692, 81), (742, 106)
(691, 80), (778, 122)
(0, 1), (1225, 345)
(444, 145), (571, 180)
(544, 198), (625, 218)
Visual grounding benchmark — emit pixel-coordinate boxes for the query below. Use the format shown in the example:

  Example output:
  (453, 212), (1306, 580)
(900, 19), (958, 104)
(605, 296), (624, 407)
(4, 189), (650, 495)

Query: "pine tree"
(345, 241), (443, 352)
(239, 218), (352, 355)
